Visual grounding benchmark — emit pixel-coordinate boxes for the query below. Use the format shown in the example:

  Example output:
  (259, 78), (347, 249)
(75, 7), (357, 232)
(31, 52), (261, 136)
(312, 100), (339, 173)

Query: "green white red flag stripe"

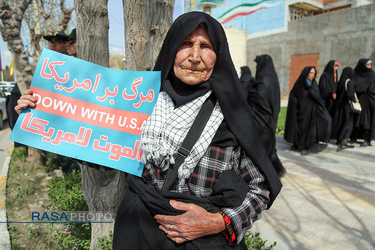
(217, 1), (281, 24)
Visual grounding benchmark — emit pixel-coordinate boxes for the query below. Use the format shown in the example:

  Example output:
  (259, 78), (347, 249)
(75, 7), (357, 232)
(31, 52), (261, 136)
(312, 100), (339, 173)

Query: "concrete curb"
(275, 134), (375, 163)
(0, 154), (11, 250)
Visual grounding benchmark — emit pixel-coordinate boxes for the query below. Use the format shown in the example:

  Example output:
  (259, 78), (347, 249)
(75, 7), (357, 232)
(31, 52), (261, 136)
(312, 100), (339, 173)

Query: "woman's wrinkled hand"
(15, 89), (37, 115)
(154, 200), (226, 244)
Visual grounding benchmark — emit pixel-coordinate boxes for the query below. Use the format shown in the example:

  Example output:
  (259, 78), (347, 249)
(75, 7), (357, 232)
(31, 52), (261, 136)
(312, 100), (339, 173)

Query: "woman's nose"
(189, 46), (200, 63)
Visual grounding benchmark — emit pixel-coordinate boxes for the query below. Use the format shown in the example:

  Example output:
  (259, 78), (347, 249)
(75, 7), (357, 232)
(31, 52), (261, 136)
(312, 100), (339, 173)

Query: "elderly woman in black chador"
(350, 58), (375, 146)
(242, 55), (287, 177)
(331, 67), (357, 148)
(319, 60), (339, 117)
(284, 66), (332, 155)
(111, 12), (282, 249)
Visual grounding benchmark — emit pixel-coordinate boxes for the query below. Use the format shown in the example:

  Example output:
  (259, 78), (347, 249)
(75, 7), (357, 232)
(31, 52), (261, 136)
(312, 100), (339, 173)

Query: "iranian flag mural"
(185, 0), (285, 36)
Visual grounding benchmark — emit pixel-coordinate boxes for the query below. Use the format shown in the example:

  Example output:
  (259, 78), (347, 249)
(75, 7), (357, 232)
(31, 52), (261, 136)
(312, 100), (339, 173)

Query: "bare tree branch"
(56, 0), (74, 31)
(22, 0), (74, 63)
(0, 0), (33, 93)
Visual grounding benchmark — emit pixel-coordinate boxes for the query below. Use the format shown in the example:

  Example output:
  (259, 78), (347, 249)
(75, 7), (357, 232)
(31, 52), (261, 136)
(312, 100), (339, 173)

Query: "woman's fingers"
(14, 89), (37, 114)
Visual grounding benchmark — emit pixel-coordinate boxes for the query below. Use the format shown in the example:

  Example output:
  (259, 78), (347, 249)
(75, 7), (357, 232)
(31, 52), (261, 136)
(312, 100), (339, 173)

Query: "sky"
(0, 0), (183, 69)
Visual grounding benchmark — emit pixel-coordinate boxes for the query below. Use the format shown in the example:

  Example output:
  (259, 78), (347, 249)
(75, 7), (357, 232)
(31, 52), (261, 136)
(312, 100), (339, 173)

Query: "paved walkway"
(253, 135), (375, 250)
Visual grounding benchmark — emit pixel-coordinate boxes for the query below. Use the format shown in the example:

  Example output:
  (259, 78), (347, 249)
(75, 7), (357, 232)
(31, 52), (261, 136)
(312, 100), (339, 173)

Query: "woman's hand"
(15, 89), (37, 115)
(154, 200), (226, 244)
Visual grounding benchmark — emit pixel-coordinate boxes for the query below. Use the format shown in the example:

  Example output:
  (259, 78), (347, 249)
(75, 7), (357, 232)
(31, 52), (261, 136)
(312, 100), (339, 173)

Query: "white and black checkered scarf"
(140, 91), (223, 187)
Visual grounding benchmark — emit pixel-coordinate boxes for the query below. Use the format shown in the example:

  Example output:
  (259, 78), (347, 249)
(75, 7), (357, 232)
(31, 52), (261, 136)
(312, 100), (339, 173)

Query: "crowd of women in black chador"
(240, 55), (287, 178)
(284, 58), (375, 154)
(328, 58), (375, 148)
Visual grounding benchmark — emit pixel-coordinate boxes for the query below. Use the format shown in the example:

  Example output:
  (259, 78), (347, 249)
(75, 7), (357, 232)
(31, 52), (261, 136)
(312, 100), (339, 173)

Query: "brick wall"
(289, 54), (320, 90)
(315, 4), (351, 15)
(310, 0), (324, 4)
(322, 0), (342, 4)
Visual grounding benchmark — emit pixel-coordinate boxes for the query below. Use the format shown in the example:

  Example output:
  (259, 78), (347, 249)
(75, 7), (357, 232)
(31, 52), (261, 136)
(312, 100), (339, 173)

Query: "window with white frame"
(289, 6), (313, 21)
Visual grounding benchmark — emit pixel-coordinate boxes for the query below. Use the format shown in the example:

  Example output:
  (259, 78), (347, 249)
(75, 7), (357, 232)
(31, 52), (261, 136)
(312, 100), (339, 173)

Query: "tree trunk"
(74, 1), (127, 249)
(75, 0), (109, 63)
(122, 0), (174, 71)
(0, 0), (33, 93)
(0, 1), (44, 174)
(26, 147), (45, 167)
(80, 166), (128, 249)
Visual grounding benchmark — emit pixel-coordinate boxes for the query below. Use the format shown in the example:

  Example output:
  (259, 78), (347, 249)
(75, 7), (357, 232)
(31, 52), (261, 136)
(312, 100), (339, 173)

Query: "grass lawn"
(276, 106), (287, 135)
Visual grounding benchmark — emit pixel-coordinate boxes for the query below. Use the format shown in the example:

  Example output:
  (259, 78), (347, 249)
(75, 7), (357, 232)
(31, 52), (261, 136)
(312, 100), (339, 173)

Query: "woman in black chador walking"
(284, 66), (332, 155)
(239, 66), (254, 84)
(331, 67), (357, 148)
(242, 55), (287, 177)
(319, 60), (339, 117)
(351, 58), (375, 146)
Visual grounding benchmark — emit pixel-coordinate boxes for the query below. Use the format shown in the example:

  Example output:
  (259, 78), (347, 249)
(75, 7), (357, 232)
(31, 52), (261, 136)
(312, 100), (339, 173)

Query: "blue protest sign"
(10, 49), (161, 176)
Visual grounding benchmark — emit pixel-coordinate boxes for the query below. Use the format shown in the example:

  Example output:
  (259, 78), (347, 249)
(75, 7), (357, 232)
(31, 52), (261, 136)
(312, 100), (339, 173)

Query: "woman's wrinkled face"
(307, 68), (316, 81)
(173, 25), (217, 85)
(366, 63), (372, 69)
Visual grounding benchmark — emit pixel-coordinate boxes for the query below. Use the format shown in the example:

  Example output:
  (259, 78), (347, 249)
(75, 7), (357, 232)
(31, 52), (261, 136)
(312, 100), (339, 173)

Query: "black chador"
(331, 67), (356, 148)
(351, 58), (375, 146)
(284, 67), (332, 150)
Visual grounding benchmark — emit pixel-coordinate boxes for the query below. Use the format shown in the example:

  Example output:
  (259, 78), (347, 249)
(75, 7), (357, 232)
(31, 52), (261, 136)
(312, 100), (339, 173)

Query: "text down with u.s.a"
(10, 49), (161, 176)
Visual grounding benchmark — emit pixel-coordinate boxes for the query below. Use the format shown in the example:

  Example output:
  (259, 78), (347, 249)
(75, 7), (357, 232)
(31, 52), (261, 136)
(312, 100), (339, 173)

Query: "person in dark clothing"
(6, 84), (26, 148)
(351, 58), (375, 146)
(43, 31), (68, 54)
(65, 28), (77, 57)
(253, 55), (281, 130)
(6, 84), (20, 130)
(284, 66), (332, 155)
(331, 67), (357, 148)
(319, 60), (339, 118)
(239, 66), (253, 84)
(368, 68), (375, 143)
(242, 55), (287, 177)
(112, 12), (282, 249)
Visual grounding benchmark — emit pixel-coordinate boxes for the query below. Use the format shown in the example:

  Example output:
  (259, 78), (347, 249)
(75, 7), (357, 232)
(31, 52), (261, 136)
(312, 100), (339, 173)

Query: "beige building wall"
(224, 27), (247, 75)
